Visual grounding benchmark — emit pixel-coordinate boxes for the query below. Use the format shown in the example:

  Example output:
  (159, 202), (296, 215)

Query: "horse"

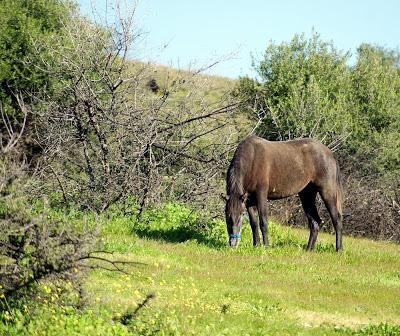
(224, 135), (343, 251)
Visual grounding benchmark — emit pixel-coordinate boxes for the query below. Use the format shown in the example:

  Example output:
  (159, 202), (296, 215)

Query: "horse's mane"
(226, 142), (245, 198)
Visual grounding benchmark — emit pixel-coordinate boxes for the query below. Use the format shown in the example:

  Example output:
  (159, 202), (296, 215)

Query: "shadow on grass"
(133, 226), (336, 252)
(132, 220), (336, 253)
(132, 226), (226, 249)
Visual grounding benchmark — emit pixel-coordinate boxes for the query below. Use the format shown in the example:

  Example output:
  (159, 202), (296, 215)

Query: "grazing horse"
(224, 135), (343, 251)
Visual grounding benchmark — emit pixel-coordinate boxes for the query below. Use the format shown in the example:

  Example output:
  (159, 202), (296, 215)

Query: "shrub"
(0, 198), (96, 299)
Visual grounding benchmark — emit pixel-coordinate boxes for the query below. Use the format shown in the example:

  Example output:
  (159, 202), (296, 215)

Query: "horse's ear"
(220, 193), (229, 202)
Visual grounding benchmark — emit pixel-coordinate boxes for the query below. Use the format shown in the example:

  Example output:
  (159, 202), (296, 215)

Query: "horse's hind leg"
(299, 186), (321, 251)
(320, 189), (343, 251)
(247, 204), (260, 246)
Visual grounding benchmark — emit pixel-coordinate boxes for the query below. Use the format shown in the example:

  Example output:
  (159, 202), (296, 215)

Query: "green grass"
(1, 202), (400, 335)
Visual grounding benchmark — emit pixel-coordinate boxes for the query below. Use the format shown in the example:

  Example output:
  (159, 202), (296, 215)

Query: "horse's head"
(224, 193), (247, 248)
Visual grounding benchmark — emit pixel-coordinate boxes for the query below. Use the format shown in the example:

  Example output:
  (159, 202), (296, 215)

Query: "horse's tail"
(335, 161), (343, 216)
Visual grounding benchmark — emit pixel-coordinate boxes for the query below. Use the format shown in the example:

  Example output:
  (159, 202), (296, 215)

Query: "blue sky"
(78, 0), (400, 78)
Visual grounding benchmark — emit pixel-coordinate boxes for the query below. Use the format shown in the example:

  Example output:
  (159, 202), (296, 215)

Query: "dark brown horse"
(224, 135), (343, 251)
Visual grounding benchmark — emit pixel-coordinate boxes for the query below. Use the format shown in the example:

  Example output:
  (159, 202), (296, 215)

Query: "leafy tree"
(236, 32), (353, 144)
(350, 44), (400, 173)
(0, 0), (73, 156)
(352, 44), (400, 134)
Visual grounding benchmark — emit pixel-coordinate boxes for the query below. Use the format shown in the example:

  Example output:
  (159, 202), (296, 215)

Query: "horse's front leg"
(247, 205), (260, 246)
(256, 191), (269, 247)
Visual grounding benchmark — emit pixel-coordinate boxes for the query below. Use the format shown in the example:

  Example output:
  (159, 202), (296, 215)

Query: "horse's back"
(230, 136), (337, 198)
(238, 135), (332, 170)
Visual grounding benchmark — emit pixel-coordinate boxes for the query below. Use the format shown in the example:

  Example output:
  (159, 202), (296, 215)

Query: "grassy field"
(2, 202), (399, 335)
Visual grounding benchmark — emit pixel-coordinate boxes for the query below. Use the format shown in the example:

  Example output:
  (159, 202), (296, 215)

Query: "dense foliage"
(237, 33), (352, 144)
(351, 44), (400, 173)
(0, 0), (73, 154)
(0, 0), (87, 302)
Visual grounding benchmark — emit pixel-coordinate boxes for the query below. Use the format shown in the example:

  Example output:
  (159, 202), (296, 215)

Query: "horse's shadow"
(132, 225), (225, 249)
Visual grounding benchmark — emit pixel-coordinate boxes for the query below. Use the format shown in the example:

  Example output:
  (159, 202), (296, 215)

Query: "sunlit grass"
(2, 202), (399, 335)
(81, 216), (400, 335)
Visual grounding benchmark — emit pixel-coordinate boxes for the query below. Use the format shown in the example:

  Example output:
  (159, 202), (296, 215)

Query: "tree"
(0, 0), (73, 160)
(350, 44), (400, 173)
(235, 32), (353, 146)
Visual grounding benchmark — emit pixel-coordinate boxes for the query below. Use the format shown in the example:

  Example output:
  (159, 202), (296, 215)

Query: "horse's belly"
(268, 194), (290, 200)
(267, 180), (309, 199)
(267, 190), (293, 200)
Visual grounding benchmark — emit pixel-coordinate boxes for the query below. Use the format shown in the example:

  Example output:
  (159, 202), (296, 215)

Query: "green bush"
(236, 32), (352, 144)
(0, 0), (73, 154)
(0, 197), (96, 300)
(102, 199), (325, 251)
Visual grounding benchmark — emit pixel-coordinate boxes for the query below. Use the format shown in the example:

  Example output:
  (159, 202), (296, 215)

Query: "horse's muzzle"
(229, 238), (240, 248)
